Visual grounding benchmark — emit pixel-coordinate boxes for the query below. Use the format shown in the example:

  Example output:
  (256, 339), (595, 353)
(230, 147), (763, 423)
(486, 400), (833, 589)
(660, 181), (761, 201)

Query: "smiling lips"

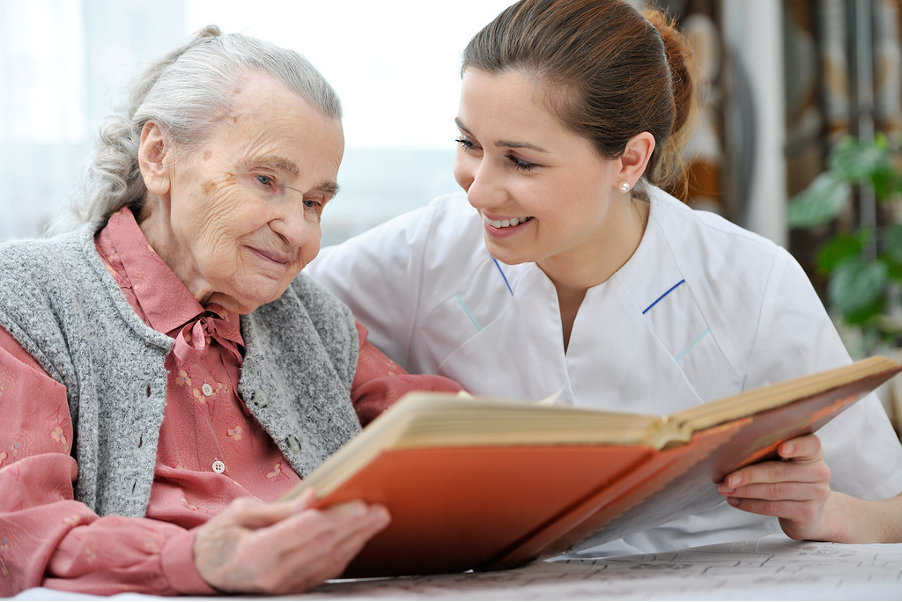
(248, 246), (291, 265)
(483, 214), (534, 229)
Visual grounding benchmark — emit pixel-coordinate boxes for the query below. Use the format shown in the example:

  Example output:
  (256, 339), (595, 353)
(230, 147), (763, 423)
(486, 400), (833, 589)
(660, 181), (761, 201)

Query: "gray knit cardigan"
(0, 223), (362, 518)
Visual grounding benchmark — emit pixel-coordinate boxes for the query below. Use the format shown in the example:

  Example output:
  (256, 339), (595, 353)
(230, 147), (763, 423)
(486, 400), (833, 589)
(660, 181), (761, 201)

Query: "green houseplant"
(787, 134), (902, 356)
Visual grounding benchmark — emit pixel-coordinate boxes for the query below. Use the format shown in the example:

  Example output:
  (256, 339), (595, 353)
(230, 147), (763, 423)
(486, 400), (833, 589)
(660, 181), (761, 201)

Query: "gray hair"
(54, 25), (341, 232)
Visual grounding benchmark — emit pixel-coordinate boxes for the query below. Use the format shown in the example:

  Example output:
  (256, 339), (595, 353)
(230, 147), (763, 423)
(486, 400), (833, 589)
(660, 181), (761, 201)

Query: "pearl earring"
(619, 181), (631, 193)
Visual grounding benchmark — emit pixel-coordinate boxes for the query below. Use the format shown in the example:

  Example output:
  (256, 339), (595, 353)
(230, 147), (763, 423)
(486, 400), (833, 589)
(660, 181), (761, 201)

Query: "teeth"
(487, 216), (532, 228)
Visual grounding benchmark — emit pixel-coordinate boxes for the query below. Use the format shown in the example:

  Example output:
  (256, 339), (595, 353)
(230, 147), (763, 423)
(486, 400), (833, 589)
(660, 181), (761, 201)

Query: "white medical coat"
(309, 185), (902, 555)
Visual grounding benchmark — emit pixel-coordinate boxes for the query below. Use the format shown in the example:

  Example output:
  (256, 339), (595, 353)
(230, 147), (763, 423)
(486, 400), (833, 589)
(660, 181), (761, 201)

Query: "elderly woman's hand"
(717, 433), (838, 541)
(193, 489), (390, 594)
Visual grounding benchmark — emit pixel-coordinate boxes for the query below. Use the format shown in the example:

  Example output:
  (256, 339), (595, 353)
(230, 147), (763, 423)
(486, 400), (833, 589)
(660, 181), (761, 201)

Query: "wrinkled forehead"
(215, 75), (343, 167)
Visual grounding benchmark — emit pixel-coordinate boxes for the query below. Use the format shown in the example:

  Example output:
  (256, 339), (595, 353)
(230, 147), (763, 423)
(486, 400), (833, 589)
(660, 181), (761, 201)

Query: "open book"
(282, 356), (901, 578)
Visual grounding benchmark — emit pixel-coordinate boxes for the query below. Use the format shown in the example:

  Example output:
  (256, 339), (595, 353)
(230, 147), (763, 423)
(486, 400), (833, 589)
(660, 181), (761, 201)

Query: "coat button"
(202, 383), (213, 396)
(251, 389), (269, 408)
(212, 460), (225, 474)
(285, 434), (301, 453)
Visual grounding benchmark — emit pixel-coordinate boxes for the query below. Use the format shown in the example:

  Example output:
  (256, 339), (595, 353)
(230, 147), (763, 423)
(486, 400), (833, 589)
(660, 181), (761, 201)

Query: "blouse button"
(285, 434), (301, 453)
(202, 383), (214, 397)
(251, 389), (270, 408)
(212, 460), (226, 474)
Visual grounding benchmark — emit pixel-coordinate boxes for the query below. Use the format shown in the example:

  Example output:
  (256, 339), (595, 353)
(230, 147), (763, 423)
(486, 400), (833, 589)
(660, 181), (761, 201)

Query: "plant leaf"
(815, 232), (866, 274)
(869, 164), (900, 201)
(827, 256), (888, 319)
(786, 172), (851, 228)
(885, 224), (902, 264)
(829, 137), (890, 181)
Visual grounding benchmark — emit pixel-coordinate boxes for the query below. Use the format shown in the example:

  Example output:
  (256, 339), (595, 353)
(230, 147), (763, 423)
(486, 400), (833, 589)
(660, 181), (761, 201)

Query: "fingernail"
(345, 501), (367, 518)
(371, 506), (390, 527)
(718, 484), (734, 494)
(727, 497), (740, 507)
(782, 443), (794, 456)
(727, 474), (741, 488)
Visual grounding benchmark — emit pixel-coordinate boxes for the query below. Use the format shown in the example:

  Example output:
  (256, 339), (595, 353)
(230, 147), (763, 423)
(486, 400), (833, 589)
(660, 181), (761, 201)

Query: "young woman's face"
(453, 68), (638, 285)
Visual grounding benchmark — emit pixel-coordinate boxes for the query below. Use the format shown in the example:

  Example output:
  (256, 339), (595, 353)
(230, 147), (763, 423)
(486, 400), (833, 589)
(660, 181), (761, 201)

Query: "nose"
(270, 201), (312, 249)
(454, 153), (502, 211)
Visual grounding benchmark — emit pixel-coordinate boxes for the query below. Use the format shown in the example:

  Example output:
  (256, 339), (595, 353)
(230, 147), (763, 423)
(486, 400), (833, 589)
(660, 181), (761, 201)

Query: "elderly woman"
(0, 27), (460, 596)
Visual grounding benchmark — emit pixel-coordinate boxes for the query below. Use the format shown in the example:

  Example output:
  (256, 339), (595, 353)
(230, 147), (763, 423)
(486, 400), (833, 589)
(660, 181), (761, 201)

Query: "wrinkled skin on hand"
(193, 489), (390, 594)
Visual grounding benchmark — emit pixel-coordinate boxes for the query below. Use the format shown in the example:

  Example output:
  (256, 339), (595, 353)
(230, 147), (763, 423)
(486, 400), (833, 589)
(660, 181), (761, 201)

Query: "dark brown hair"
(462, 0), (697, 194)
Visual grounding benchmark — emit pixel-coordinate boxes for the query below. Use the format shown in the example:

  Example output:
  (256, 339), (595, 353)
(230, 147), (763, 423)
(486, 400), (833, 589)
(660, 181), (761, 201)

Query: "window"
(0, 0), (516, 243)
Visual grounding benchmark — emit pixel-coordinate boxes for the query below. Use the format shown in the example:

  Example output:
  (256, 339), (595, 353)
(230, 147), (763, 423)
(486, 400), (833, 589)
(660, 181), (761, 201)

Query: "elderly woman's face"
(139, 73), (343, 314)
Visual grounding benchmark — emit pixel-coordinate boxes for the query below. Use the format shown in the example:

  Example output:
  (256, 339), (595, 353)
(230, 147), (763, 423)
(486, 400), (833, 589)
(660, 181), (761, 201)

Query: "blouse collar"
(95, 207), (242, 339)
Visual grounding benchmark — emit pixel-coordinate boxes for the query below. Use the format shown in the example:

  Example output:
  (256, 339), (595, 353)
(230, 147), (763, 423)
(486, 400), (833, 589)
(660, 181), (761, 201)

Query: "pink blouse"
(0, 208), (462, 596)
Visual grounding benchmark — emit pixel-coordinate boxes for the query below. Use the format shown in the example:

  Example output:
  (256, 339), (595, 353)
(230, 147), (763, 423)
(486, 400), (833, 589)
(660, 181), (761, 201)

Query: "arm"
(350, 320), (464, 426)
(718, 433), (902, 543)
(729, 249), (902, 542)
(0, 325), (211, 596)
(0, 325), (390, 596)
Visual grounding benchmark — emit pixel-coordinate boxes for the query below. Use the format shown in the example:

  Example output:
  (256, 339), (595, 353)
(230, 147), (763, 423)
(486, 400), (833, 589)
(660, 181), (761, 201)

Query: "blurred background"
(3, 1), (902, 433)
(0, 0), (517, 245)
(2, 0), (896, 247)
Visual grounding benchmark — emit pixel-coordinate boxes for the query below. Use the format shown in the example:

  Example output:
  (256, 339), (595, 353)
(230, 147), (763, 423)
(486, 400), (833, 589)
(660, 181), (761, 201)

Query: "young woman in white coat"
(309, 0), (902, 553)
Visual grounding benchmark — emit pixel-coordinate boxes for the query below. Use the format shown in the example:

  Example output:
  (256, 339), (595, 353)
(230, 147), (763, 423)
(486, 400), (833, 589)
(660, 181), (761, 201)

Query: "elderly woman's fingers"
(264, 502), (391, 592)
(193, 495), (390, 594)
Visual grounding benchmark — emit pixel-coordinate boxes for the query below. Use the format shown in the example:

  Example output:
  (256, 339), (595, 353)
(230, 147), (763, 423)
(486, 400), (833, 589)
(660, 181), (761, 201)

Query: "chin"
(484, 242), (526, 267)
(209, 291), (278, 315)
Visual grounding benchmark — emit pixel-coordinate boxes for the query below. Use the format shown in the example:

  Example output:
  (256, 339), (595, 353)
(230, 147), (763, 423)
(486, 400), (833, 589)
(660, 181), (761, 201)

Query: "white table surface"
(12, 536), (902, 601)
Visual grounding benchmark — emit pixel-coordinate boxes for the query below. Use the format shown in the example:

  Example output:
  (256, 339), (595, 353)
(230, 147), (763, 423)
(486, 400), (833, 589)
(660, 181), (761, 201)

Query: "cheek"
(176, 174), (236, 225)
(196, 179), (253, 234)
(300, 221), (322, 265)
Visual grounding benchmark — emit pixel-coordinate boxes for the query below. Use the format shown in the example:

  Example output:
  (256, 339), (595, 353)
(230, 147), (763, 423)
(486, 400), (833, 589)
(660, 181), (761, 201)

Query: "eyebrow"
(256, 155), (300, 178)
(317, 180), (341, 197)
(454, 118), (549, 153)
(254, 155), (340, 197)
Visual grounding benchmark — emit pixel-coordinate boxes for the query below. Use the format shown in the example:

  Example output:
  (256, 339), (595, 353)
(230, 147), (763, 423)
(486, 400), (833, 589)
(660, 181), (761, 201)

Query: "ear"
(617, 131), (655, 189)
(138, 121), (173, 196)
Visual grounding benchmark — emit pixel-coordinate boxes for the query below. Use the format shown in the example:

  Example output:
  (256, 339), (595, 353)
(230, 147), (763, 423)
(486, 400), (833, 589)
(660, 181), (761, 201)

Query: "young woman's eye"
(255, 174), (273, 186)
(507, 154), (536, 172)
(455, 138), (476, 151)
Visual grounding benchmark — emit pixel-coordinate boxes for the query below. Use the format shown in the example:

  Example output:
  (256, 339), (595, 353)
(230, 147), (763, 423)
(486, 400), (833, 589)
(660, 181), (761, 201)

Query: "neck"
(538, 194), (647, 294)
(540, 193), (648, 352)
(137, 195), (213, 305)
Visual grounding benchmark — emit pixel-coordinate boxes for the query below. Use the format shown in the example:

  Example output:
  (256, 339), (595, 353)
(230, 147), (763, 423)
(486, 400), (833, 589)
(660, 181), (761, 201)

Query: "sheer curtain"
(0, 0), (516, 244)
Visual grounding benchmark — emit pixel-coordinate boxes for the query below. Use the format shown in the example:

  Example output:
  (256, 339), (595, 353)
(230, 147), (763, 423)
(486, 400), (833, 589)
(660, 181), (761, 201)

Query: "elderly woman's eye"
(303, 199), (321, 209)
(255, 175), (273, 186)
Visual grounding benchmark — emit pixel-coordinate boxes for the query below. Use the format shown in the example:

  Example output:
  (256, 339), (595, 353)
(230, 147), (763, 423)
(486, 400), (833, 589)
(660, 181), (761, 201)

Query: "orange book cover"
(282, 356), (902, 578)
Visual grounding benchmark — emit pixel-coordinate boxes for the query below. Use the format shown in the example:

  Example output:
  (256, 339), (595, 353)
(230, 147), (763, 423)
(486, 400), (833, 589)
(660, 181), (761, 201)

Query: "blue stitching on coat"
(642, 279), (686, 314)
(674, 329), (711, 361)
(456, 293), (482, 330)
(493, 258), (514, 296)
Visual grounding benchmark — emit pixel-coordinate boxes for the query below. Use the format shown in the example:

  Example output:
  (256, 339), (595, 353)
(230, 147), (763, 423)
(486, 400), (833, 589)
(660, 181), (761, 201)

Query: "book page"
(672, 356), (899, 431)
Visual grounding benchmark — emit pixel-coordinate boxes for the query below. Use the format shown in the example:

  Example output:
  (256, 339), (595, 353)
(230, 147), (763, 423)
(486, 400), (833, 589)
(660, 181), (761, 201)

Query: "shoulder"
(289, 272), (354, 317)
(647, 186), (790, 294)
(643, 186), (825, 383)
(318, 191), (481, 261)
(0, 229), (87, 282)
(0, 228), (101, 314)
(283, 272), (357, 341)
(312, 191), (489, 297)
(649, 186), (781, 256)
